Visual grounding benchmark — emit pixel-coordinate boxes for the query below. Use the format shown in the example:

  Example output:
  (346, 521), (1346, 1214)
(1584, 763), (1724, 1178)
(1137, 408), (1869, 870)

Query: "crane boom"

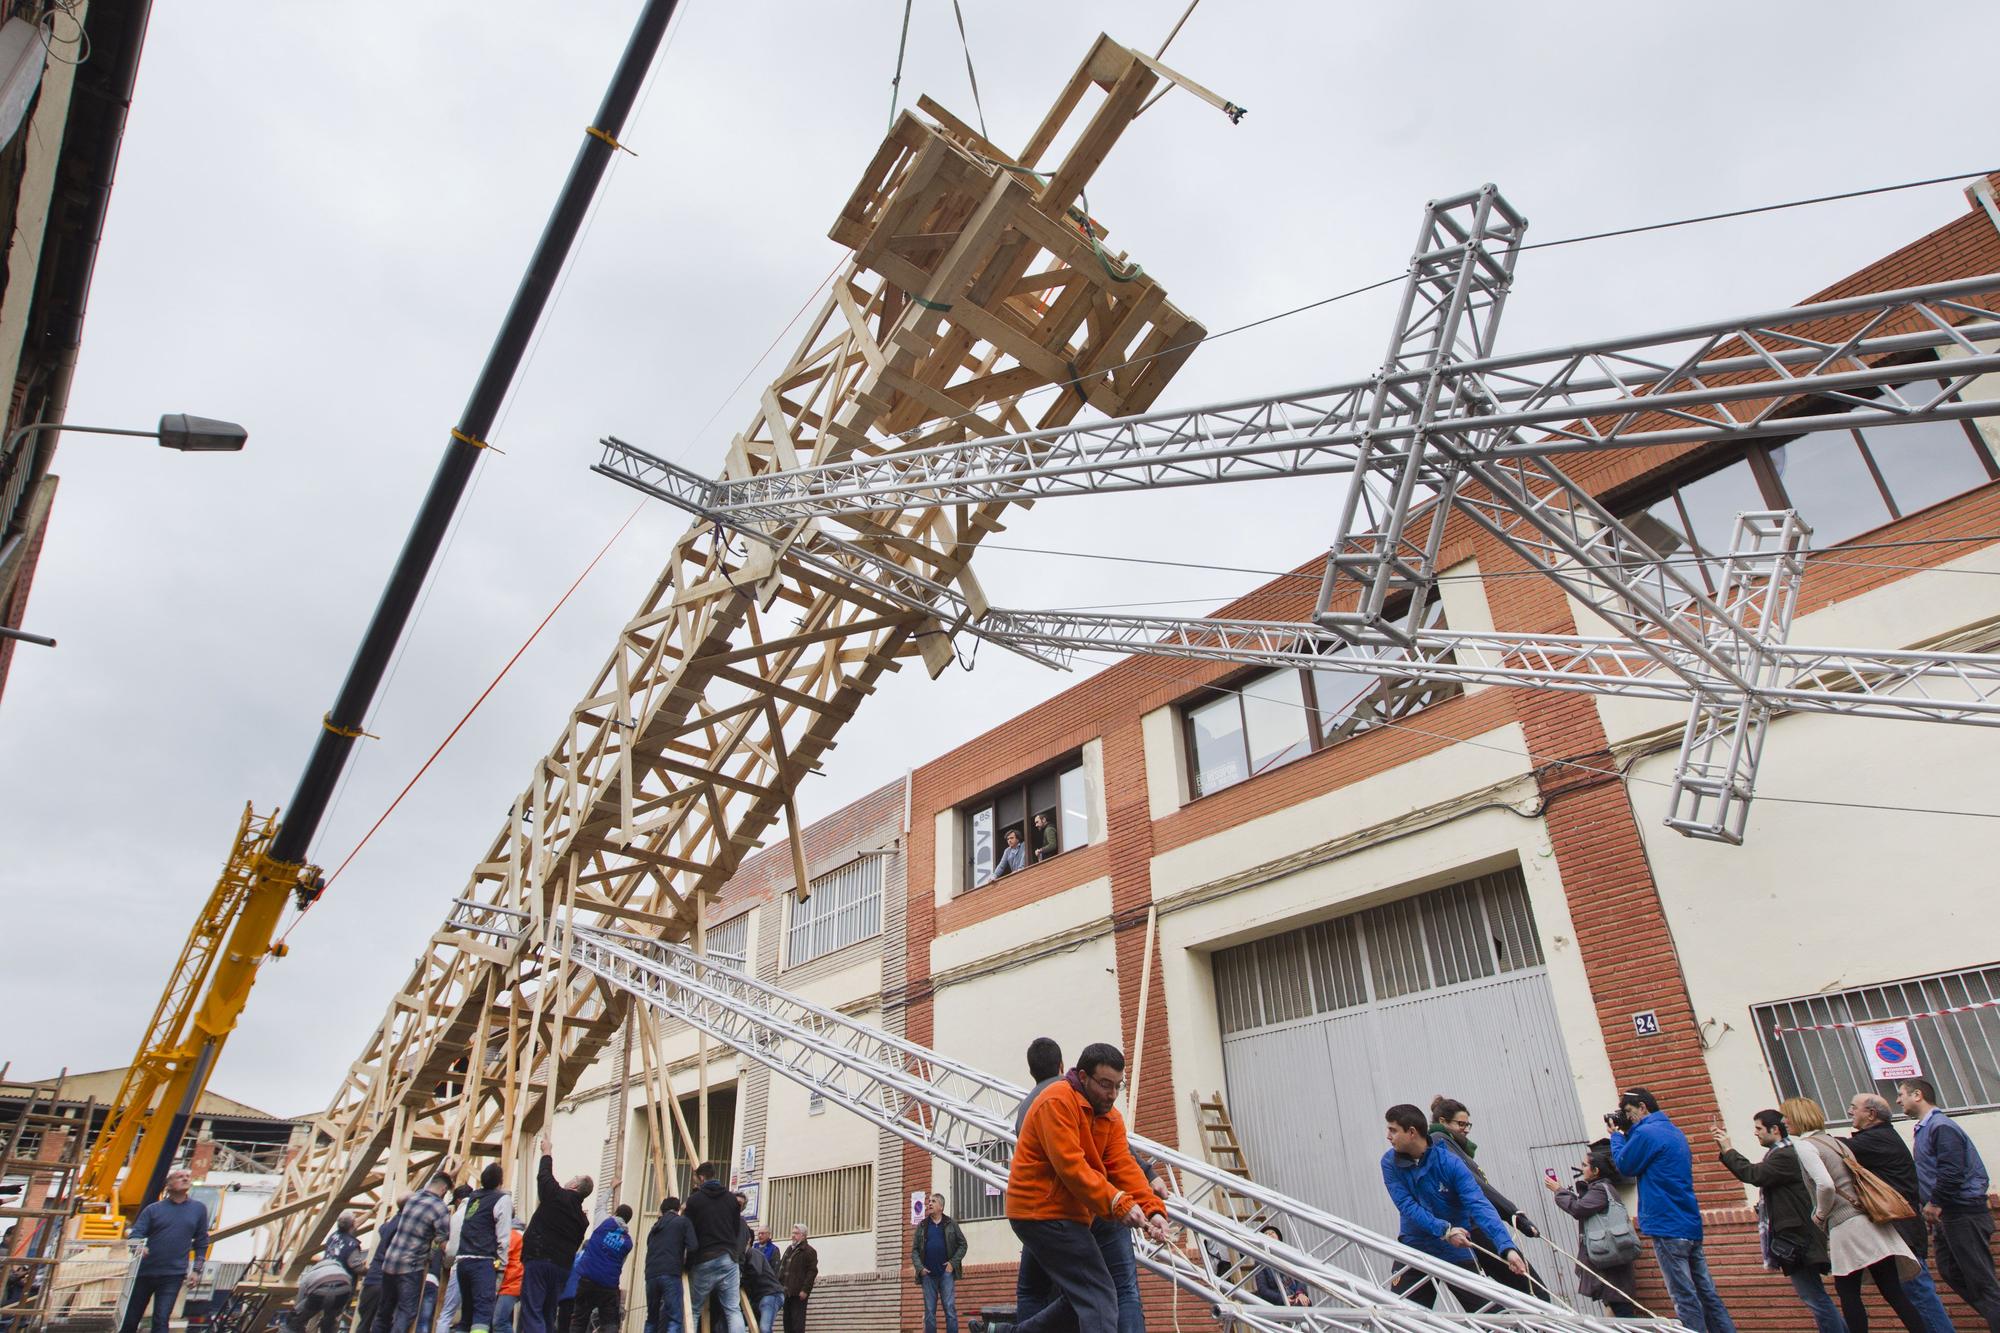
(76, 0), (686, 1223)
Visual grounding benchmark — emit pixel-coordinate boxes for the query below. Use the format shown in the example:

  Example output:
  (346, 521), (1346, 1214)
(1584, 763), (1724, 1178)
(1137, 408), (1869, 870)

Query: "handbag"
(1829, 1138), (1916, 1223)
(1579, 1190), (1643, 1267)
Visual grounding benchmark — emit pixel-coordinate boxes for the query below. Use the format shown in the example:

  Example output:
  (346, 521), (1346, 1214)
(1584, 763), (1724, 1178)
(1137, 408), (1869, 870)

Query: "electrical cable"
(278, 501), (649, 946)
(861, 165), (1999, 457)
(674, 256), (846, 466)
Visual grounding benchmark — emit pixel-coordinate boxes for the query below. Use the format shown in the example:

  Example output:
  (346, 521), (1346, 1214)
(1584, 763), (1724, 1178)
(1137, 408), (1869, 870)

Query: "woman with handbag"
(1544, 1145), (1641, 1318)
(1783, 1097), (1924, 1332)
(1713, 1110), (1842, 1332)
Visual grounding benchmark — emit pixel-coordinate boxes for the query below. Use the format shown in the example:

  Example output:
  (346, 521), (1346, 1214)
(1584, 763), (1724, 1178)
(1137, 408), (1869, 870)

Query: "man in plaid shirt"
(373, 1173), (454, 1333)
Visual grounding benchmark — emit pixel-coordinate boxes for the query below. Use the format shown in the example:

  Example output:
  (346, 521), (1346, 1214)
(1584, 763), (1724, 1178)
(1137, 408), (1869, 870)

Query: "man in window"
(992, 828), (1026, 878)
(1031, 813), (1058, 863)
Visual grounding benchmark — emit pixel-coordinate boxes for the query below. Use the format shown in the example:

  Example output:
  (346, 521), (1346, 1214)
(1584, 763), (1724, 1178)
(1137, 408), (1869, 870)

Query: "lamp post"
(0, 413), (248, 650)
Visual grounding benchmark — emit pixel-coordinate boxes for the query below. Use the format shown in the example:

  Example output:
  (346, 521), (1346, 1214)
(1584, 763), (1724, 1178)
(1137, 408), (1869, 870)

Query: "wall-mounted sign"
(1632, 1010), (1661, 1038)
(1857, 1020), (1923, 1081)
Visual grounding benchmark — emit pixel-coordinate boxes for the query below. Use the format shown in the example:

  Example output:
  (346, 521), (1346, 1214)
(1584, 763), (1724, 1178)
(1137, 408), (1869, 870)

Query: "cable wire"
(947, 0), (989, 142)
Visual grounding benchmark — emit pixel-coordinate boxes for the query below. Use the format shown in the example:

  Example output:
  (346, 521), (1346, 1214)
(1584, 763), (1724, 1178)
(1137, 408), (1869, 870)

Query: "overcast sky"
(3, 0), (1997, 1118)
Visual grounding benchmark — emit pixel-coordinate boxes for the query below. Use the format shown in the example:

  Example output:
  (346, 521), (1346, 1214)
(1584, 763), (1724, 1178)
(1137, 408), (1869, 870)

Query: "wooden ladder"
(1191, 1090), (1274, 1288)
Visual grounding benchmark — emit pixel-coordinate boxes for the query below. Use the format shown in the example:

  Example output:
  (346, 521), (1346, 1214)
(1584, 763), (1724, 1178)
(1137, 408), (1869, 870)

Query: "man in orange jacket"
(1007, 1042), (1168, 1332)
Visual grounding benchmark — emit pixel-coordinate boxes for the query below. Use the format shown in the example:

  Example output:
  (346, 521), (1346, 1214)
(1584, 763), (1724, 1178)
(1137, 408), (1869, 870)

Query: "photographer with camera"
(1607, 1088), (1737, 1332)
(1713, 1110), (1837, 1331)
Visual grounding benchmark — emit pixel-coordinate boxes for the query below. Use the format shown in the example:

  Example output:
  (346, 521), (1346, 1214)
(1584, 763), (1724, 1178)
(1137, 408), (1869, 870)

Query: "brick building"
(558, 181), (2000, 1331)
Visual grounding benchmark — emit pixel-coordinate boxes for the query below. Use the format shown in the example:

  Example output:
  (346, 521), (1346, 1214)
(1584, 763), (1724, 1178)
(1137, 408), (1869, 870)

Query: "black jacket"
(1845, 1122), (1929, 1259)
(521, 1156), (589, 1266)
(779, 1241), (817, 1300)
(684, 1181), (744, 1265)
(643, 1213), (693, 1281)
(1719, 1143), (1827, 1270)
(740, 1245), (782, 1302)
(1427, 1131), (1530, 1236)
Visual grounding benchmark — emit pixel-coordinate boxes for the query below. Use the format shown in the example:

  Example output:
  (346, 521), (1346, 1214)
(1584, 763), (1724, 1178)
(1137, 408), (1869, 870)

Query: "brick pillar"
(1104, 724), (1175, 1147)
(1481, 534), (1739, 1206)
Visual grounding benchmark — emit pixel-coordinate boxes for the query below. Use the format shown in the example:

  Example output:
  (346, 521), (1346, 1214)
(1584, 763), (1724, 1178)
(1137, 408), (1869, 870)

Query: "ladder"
(0, 1066), (97, 1329)
(1191, 1091), (1274, 1287)
(535, 914), (1680, 1333)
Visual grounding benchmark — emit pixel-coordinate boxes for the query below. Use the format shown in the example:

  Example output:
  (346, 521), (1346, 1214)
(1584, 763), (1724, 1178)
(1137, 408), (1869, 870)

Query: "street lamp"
(0, 414), (249, 650)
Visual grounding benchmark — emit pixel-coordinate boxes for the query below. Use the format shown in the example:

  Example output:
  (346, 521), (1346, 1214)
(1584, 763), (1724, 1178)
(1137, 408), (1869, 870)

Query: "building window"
(704, 912), (751, 971)
(786, 855), (884, 968)
(766, 1164), (873, 1237)
(1181, 601), (1459, 799)
(1617, 365), (1997, 574)
(1753, 962), (2000, 1125)
(961, 753), (1089, 889)
(949, 1141), (1010, 1222)
(1212, 869), (1544, 1036)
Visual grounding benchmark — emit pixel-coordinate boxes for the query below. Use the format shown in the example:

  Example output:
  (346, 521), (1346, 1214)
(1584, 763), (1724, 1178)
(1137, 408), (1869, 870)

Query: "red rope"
(275, 502), (646, 946)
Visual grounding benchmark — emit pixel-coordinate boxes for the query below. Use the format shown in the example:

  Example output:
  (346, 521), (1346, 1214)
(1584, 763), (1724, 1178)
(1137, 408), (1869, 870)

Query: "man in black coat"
(1714, 1111), (1835, 1325)
(682, 1163), (746, 1332)
(1846, 1092), (1956, 1333)
(519, 1135), (593, 1333)
(643, 1197), (692, 1333)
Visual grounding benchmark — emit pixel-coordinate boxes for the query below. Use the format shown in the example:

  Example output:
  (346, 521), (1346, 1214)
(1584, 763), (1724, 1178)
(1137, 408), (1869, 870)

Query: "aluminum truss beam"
(972, 605), (2000, 728)
(543, 915), (1679, 1332)
(603, 277), (2000, 525)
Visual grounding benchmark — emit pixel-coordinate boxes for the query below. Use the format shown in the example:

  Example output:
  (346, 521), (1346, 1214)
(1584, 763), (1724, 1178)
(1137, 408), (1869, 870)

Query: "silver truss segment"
(605, 276), (2000, 525)
(1319, 186), (1528, 645)
(547, 918), (1678, 1332)
(971, 606), (2000, 728)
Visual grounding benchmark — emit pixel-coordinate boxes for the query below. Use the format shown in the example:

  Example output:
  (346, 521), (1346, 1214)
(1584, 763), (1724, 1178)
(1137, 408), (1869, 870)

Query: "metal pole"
(268, 0), (682, 866)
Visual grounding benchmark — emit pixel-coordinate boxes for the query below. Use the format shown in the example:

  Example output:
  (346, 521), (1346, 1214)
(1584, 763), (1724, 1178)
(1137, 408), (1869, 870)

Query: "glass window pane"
(1058, 765), (1088, 851)
(1860, 414), (1992, 516)
(969, 807), (993, 887)
(1241, 670), (1311, 777)
(1312, 665), (1375, 740)
(1673, 457), (1769, 558)
(1189, 693), (1248, 796)
(1769, 436), (1894, 546)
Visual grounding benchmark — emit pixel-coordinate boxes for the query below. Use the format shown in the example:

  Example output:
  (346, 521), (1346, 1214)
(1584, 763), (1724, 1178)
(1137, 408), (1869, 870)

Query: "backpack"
(1579, 1189), (1642, 1267)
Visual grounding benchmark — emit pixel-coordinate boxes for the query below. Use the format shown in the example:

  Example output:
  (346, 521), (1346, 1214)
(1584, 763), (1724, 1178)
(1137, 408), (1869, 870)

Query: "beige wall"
(759, 1004), (885, 1275)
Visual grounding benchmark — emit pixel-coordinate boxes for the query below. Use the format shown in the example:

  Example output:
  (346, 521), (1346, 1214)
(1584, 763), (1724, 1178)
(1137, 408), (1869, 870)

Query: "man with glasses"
(1007, 1043), (1167, 1332)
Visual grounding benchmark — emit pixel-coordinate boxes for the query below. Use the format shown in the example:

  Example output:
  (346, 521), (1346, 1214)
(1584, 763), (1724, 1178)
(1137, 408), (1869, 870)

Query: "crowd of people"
(278, 1133), (817, 1333)
(103, 1059), (1998, 1333)
(1374, 1080), (2000, 1332)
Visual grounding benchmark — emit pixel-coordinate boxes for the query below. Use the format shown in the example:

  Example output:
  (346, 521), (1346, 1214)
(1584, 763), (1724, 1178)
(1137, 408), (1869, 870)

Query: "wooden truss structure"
(253, 35), (1205, 1275)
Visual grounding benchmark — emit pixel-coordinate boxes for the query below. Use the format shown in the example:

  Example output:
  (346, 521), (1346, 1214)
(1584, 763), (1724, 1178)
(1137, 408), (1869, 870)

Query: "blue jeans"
(119, 1273), (185, 1333)
(643, 1275), (685, 1333)
(374, 1269), (426, 1333)
(685, 1255), (743, 1333)
(1901, 1260), (1956, 1333)
(921, 1270), (957, 1333)
(1652, 1237), (1737, 1333)
(1785, 1269), (1844, 1333)
(457, 1259), (499, 1331)
(1016, 1220), (1141, 1329)
(756, 1291), (781, 1333)
(493, 1294), (517, 1333)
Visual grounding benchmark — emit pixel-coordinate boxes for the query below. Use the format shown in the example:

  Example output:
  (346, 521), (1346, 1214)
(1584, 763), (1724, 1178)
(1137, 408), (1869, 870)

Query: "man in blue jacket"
(1607, 1088), (1735, 1333)
(1379, 1104), (1526, 1310)
(568, 1206), (634, 1333)
(1900, 1078), (2000, 1331)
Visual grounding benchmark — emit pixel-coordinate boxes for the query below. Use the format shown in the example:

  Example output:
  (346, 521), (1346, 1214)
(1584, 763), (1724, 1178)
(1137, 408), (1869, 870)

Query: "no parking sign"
(1857, 1020), (1923, 1081)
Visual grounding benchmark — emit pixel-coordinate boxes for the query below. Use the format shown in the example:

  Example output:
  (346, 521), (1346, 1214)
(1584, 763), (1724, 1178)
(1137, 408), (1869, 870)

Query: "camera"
(1602, 1107), (1631, 1133)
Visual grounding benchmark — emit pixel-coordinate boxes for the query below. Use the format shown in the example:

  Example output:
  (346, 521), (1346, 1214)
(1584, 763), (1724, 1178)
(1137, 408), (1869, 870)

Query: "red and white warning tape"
(1771, 996), (2000, 1036)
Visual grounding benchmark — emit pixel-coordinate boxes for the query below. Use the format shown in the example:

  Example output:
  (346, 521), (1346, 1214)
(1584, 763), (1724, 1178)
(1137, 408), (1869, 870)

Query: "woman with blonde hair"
(1781, 1097), (1923, 1331)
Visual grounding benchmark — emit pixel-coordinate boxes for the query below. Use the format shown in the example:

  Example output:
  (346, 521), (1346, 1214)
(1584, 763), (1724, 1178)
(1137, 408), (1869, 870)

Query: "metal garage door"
(1214, 869), (1595, 1303)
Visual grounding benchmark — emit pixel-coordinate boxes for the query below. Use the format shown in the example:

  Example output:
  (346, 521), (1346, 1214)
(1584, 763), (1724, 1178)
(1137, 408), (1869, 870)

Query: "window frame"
(1176, 600), (1459, 802)
(959, 750), (1090, 891)
(784, 853), (885, 969)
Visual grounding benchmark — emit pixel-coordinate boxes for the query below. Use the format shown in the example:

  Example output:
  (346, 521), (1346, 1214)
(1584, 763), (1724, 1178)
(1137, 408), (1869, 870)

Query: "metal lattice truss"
(251, 38), (1208, 1275)
(556, 920), (1679, 1332)
(597, 187), (2000, 843)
